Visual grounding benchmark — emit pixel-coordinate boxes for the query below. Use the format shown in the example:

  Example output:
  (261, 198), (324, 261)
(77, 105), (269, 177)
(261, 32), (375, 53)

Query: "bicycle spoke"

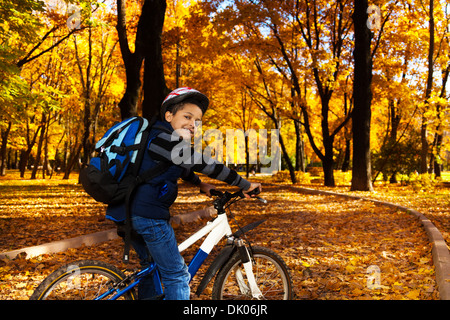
(213, 247), (293, 300)
(30, 260), (136, 300)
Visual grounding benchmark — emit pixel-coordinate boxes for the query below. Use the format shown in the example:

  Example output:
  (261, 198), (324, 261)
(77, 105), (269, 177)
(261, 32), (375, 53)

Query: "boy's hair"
(165, 97), (204, 116)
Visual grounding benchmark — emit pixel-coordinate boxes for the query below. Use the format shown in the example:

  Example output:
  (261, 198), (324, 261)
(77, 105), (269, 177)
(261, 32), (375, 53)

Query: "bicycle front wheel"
(30, 260), (135, 300)
(212, 246), (293, 300)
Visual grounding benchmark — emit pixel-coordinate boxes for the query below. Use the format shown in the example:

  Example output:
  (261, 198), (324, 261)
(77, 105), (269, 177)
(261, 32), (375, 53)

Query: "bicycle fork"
(235, 239), (263, 300)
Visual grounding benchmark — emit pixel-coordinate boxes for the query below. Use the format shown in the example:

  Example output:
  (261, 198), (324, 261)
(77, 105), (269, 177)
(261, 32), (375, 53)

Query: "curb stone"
(0, 208), (214, 261)
(285, 185), (450, 300)
(0, 229), (119, 261)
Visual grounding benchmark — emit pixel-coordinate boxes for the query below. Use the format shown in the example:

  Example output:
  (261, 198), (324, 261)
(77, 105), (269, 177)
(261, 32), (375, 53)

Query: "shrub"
(405, 173), (439, 192)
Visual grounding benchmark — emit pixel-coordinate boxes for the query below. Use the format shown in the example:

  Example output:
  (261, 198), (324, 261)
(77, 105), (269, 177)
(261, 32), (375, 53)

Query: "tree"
(351, 0), (374, 191)
(116, 0), (169, 121)
(431, 58), (450, 176)
(0, 1), (125, 179)
(370, 1), (422, 182)
(293, 0), (354, 187)
(425, 0), (449, 176)
(209, 0), (353, 186)
(72, 15), (121, 175)
(245, 58), (297, 182)
(0, 0), (46, 176)
(420, 0), (435, 173)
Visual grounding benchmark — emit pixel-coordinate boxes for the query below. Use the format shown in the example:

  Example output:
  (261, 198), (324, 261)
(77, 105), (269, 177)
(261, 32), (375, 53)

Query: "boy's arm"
(148, 132), (251, 190)
(181, 168), (201, 185)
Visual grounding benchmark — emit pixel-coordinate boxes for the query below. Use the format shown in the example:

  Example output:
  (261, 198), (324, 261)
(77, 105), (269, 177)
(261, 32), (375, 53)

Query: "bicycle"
(30, 188), (293, 300)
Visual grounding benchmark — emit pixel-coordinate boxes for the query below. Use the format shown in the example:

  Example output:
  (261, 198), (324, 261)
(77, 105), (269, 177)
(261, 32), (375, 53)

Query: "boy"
(106, 87), (261, 300)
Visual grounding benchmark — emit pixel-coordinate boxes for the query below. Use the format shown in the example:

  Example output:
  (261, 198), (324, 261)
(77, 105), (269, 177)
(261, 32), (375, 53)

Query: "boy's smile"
(165, 103), (203, 140)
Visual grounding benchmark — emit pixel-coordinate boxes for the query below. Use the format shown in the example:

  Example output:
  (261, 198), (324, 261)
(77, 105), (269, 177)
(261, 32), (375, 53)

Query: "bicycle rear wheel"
(212, 246), (293, 300)
(30, 260), (135, 300)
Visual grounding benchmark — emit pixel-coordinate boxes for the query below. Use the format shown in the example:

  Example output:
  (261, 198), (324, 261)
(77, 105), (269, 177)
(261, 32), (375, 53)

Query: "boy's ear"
(164, 111), (173, 122)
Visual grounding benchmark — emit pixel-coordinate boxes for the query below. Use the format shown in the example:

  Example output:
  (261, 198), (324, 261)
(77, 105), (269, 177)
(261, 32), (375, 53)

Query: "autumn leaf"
(406, 290), (421, 300)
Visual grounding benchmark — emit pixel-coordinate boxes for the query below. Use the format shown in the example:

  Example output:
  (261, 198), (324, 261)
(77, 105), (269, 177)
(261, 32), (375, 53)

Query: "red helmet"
(161, 87), (209, 117)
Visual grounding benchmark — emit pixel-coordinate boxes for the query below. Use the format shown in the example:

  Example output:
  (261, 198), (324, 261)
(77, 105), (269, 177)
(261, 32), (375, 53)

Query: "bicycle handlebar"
(246, 189), (267, 204)
(209, 186), (261, 196)
(208, 187), (267, 214)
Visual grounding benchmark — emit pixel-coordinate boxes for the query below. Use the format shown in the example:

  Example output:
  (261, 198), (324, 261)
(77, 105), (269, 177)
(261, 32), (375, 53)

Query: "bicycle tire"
(30, 260), (136, 300)
(212, 246), (293, 300)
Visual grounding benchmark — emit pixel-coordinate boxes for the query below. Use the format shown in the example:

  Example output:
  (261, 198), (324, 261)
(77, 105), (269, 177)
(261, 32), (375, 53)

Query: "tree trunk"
(20, 119), (42, 178)
(434, 62), (450, 177)
(341, 87), (351, 173)
(118, 58), (142, 120)
(31, 114), (47, 179)
(141, 0), (169, 120)
(116, 0), (168, 121)
(81, 26), (93, 168)
(323, 139), (335, 187)
(278, 128), (297, 184)
(116, 0), (143, 120)
(351, 0), (374, 191)
(421, 0), (435, 174)
(245, 134), (250, 178)
(320, 95), (336, 187)
(43, 119), (50, 178)
(294, 119), (305, 172)
(63, 144), (82, 179)
(0, 121), (12, 176)
(341, 138), (350, 172)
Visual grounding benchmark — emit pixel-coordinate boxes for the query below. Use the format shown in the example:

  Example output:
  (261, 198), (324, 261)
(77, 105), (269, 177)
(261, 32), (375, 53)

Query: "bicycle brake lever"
(241, 187), (267, 203)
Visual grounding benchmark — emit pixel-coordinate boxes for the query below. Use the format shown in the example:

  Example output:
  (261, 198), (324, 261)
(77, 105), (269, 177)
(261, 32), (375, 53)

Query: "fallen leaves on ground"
(233, 185), (438, 300)
(294, 182), (450, 249)
(0, 180), (113, 252)
(0, 176), (441, 300)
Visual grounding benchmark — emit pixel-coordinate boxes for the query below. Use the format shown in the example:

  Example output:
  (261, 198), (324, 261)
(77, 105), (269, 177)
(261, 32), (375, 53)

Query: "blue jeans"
(131, 216), (190, 300)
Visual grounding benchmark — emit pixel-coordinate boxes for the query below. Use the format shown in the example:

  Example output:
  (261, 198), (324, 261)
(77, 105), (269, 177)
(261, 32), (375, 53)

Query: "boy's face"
(165, 103), (203, 140)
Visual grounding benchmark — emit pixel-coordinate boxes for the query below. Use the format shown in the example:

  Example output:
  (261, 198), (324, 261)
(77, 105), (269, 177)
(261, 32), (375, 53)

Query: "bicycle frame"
(180, 212), (232, 277)
(101, 209), (263, 300)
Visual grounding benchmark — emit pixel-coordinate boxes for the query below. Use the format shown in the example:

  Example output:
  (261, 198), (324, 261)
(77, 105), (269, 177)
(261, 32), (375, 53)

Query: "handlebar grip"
(246, 187), (261, 196)
(244, 186), (267, 203)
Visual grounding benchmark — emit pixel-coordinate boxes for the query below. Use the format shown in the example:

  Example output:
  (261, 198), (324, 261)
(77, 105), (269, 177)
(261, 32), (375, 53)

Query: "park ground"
(0, 170), (448, 300)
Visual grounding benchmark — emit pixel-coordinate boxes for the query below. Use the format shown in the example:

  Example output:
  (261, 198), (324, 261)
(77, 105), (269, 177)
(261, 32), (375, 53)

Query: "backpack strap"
(110, 143), (141, 156)
(122, 160), (171, 263)
(121, 119), (174, 263)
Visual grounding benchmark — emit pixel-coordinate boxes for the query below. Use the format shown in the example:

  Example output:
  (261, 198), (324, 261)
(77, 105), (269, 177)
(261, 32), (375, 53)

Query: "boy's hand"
(199, 182), (216, 197)
(243, 182), (262, 198)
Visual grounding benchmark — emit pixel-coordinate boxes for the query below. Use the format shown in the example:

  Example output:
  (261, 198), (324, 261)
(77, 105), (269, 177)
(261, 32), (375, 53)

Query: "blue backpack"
(81, 117), (155, 204)
(80, 116), (170, 262)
